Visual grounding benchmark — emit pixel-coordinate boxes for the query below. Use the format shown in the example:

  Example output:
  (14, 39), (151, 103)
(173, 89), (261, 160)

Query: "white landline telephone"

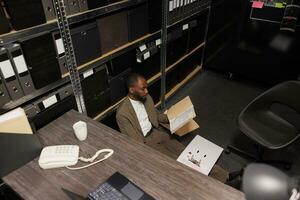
(38, 145), (114, 170)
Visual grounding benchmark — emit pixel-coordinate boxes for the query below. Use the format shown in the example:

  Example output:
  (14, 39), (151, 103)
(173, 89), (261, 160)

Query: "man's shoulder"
(116, 97), (129, 117)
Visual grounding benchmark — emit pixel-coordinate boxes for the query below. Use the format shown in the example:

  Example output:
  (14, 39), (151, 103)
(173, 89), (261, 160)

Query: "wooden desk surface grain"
(3, 110), (245, 200)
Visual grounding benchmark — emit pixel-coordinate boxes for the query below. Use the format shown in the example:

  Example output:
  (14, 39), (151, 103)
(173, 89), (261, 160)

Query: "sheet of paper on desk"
(177, 135), (223, 175)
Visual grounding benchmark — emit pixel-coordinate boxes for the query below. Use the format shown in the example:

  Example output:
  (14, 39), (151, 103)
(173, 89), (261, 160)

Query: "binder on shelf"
(78, 0), (89, 12)
(81, 64), (110, 117)
(20, 33), (62, 89)
(109, 50), (136, 77)
(0, 75), (11, 107)
(66, 0), (80, 15)
(4, 0), (48, 30)
(41, 0), (56, 21)
(0, 5), (11, 35)
(71, 22), (102, 66)
(148, 0), (162, 33)
(0, 47), (24, 100)
(6, 44), (36, 95)
(52, 31), (68, 75)
(109, 68), (131, 104)
(97, 11), (128, 54)
(127, 3), (149, 41)
(87, 0), (109, 9)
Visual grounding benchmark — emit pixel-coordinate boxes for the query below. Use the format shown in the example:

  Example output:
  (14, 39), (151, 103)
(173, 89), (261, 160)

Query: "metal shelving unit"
(0, 0), (147, 45)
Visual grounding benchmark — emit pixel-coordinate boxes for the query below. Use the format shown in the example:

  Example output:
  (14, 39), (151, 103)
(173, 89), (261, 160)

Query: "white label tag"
(177, 0), (180, 7)
(0, 60), (15, 79)
(183, 24), (189, 30)
(180, 0), (184, 6)
(143, 51), (150, 60)
(155, 39), (162, 46)
(184, 0), (187, 5)
(13, 55), (28, 74)
(139, 44), (147, 52)
(169, 1), (173, 11)
(42, 95), (58, 108)
(55, 38), (65, 55)
(137, 57), (142, 63)
(83, 69), (94, 79)
(172, 0), (176, 8)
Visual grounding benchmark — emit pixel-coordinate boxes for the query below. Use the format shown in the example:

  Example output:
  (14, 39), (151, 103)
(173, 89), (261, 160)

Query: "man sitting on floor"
(116, 73), (185, 159)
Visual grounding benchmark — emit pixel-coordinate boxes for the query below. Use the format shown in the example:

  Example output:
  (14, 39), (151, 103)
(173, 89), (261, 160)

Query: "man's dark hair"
(126, 73), (144, 89)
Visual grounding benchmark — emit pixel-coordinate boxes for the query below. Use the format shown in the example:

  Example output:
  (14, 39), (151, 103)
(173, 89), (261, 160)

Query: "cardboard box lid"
(0, 108), (33, 134)
(167, 96), (195, 120)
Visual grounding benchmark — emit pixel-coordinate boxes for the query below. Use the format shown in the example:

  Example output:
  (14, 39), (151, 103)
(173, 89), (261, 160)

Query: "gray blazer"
(116, 95), (169, 142)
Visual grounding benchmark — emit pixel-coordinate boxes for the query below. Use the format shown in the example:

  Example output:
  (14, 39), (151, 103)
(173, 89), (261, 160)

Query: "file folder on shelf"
(52, 31), (68, 75)
(97, 11), (128, 54)
(66, 0), (80, 15)
(0, 47), (24, 100)
(6, 44), (36, 95)
(20, 33), (62, 89)
(78, 0), (89, 12)
(0, 6), (11, 35)
(0, 75), (11, 107)
(109, 68), (131, 104)
(4, 0), (49, 30)
(71, 22), (102, 66)
(41, 0), (56, 21)
(127, 4), (149, 41)
(87, 0), (109, 9)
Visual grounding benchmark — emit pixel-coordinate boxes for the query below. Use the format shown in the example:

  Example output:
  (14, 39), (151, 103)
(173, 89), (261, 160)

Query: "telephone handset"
(38, 145), (114, 170)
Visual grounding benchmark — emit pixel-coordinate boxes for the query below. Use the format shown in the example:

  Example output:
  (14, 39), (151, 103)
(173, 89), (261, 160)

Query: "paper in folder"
(0, 107), (33, 134)
(167, 96), (196, 133)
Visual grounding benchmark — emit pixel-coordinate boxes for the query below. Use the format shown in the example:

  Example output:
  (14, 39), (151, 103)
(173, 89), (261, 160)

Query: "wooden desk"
(3, 110), (245, 200)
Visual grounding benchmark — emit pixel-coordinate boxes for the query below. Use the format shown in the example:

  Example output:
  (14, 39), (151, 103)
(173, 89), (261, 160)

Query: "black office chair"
(226, 81), (300, 184)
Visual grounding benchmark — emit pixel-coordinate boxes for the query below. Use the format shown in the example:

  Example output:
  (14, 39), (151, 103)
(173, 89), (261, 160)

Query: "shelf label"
(139, 44), (147, 52)
(155, 39), (162, 46)
(13, 55), (28, 74)
(0, 60), (15, 79)
(83, 69), (94, 79)
(55, 38), (65, 55)
(143, 51), (150, 60)
(183, 24), (189, 30)
(43, 95), (58, 109)
(169, 1), (173, 11)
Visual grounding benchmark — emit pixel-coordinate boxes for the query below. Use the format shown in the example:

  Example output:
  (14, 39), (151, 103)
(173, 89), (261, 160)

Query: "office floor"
(166, 70), (300, 181)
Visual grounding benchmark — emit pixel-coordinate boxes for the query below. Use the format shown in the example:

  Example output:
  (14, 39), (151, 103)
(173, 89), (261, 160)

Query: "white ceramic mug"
(73, 121), (87, 141)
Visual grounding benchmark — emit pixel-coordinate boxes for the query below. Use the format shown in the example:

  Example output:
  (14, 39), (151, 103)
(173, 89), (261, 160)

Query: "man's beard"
(132, 92), (147, 102)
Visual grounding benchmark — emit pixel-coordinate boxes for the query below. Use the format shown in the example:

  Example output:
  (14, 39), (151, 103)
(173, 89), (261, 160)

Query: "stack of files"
(0, 47), (24, 104)
(20, 33), (62, 90)
(71, 22), (102, 66)
(81, 64), (111, 118)
(4, 0), (55, 30)
(0, 5), (11, 34)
